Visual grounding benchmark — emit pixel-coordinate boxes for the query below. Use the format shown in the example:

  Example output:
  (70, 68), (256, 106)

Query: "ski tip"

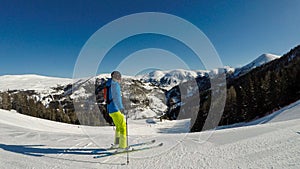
(159, 143), (163, 146)
(151, 140), (156, 143)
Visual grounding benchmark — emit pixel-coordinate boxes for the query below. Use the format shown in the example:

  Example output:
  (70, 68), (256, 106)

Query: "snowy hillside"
(0, 74), (167, 121)
(0, 98), (300, 168)
(0, 74), (72, 92)
(217, 100), (300, 130)
(234, 53), (280, 76)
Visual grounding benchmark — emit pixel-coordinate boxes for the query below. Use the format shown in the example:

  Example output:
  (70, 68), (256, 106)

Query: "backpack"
(95, 78), (114, 125)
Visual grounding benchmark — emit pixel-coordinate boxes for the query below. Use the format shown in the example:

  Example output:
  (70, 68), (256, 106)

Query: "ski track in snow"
(1, 100), (300, 168)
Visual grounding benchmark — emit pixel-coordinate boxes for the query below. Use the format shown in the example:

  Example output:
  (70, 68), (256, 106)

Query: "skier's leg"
(110, 111), (127, 148)
(110, 112), (120, 145)
(118, 113), (127, 148)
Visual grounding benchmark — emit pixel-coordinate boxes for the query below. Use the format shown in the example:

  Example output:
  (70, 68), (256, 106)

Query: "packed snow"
(1, 99), (300, 168)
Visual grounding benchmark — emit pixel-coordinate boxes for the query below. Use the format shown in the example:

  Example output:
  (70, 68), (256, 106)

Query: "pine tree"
(1, 92), (12, 110)
(226, 85), (237, 124)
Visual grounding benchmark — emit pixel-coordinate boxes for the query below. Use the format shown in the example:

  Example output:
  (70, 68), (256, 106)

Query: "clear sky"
(0, 0), (299, 77)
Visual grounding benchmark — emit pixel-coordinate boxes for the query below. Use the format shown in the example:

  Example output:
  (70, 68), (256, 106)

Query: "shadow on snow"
(0, 143), (109, 157)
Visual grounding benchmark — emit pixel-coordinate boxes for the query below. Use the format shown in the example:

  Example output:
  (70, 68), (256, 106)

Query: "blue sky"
(0, 0), (299, 77)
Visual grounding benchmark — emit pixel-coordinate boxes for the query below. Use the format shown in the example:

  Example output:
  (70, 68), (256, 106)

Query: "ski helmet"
(111, 71), (122, 80)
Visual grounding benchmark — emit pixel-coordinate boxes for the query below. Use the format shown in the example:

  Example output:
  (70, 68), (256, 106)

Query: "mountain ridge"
(0, 53), (280, 91)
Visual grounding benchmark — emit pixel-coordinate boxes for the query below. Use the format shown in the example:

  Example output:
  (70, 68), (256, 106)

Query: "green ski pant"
(109, 111), (127, 148)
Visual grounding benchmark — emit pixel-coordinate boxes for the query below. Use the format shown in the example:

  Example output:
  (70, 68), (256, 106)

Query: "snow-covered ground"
(1, 99), (300, 169)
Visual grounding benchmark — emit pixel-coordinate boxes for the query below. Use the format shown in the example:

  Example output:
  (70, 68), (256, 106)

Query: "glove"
(120, 108), (125, 114)
(123, 110), (128, 116)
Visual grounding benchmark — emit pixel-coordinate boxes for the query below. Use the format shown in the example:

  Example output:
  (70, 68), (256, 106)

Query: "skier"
(106, 71), (127, 151)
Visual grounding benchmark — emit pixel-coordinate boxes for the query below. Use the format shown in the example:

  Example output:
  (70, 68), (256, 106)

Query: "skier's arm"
(111, 82), (124, 111)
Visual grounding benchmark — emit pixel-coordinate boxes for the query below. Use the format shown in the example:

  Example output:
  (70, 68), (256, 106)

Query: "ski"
(128, 139), (156, 148)
(91, 139), (156, 154)
(93, 142), (163, 158)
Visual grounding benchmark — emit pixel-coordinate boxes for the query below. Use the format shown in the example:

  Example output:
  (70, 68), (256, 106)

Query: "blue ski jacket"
(106, 78), (124, 113)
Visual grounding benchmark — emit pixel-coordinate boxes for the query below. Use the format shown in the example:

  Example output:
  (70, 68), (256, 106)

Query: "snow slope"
(217, 100), (300, 130)
(0, 74), (72, 92)
(1, 100), (300, 168)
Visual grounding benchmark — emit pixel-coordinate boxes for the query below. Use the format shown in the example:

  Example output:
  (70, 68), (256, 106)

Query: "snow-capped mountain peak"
(248, 53), (280, 68)
(234, 53), (280, 77)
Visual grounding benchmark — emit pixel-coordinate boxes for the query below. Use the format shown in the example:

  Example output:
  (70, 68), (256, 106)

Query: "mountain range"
(0, 45), (299, 132)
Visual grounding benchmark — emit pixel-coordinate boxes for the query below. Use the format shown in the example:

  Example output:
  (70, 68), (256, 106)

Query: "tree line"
(0, 90), (79, 125)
